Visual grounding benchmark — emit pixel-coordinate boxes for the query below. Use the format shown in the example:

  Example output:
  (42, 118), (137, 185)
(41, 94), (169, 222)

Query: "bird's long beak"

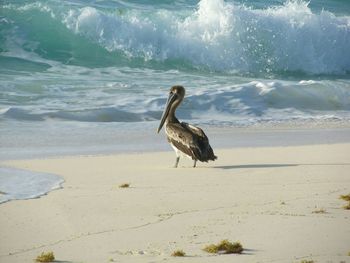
(157, 92), (177, 133)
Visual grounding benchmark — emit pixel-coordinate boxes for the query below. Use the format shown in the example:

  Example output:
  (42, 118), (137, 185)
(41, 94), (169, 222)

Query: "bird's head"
(157, 85), (185, 133)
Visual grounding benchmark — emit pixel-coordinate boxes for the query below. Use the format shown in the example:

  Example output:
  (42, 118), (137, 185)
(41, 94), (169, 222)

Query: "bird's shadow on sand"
(241, 248), (257, 255)
(213, 163), (350, 169)
(214, 164), (298, 169)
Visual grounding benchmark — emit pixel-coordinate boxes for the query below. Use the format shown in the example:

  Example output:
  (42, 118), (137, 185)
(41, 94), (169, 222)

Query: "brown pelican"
(157, 85), (217, 168)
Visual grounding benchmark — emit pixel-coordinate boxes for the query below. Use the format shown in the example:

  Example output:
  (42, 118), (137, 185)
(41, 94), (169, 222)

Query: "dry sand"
(0, 143), (350, 263)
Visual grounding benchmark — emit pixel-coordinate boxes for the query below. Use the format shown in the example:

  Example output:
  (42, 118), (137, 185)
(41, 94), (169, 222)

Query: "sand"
(0, 143), (350, 263)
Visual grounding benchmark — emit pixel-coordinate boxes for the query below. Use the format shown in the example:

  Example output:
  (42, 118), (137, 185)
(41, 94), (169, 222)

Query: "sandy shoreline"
(1, 143), (350, 263)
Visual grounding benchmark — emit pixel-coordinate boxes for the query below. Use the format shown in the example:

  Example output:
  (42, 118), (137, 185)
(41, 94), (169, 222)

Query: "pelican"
(157, 85), (217, 168)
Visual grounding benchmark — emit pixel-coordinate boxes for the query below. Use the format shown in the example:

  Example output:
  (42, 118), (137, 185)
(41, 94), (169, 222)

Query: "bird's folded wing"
(166, 123), (199, 160)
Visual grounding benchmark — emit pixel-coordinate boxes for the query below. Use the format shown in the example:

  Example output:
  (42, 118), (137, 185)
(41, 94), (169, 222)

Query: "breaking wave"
(2, 0), (350, 75)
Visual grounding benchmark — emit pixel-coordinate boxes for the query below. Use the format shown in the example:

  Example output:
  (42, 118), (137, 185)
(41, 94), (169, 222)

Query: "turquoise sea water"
(1, 0), (350, 201)
(1, 0), (350, 154)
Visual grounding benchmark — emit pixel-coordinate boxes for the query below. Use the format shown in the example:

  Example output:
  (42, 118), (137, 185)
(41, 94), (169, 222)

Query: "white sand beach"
(1, 142), (349, 263)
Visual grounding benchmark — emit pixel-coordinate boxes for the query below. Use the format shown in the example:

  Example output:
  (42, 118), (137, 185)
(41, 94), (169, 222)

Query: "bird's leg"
(193, 160), (197, 168)
(174, 156), (180, 168)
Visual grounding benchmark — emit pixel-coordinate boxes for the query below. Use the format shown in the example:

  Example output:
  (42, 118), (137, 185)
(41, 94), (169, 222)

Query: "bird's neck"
(167, 106), (180, 124)
(167, 98), (182, 124)
(166, 114), (179, 124)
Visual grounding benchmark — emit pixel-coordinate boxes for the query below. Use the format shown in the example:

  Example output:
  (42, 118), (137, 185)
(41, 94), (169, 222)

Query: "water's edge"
(0, 167), (64, 204)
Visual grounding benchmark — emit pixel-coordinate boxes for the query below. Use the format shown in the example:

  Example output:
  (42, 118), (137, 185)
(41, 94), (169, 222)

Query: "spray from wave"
(2, 0), (350, 75)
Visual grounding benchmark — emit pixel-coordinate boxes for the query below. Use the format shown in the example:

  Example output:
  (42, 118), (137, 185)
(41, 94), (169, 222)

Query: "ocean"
(1, 0), (350, 200)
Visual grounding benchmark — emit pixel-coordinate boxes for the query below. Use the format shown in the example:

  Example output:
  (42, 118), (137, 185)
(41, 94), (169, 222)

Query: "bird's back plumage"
(166, 122), (217, 162)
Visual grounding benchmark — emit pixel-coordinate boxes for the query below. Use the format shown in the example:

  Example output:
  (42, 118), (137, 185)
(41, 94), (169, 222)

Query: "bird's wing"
(166, 123), (200, 160)
(181, 122), (217, 162)
(181, 122), (208, 141)
(166, 122), (217, 162)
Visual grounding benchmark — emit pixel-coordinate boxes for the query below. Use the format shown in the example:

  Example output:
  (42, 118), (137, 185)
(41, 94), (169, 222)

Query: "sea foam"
(1, 78), (349, 123)
(0, 167), (64, 203)
(60, 0), (350, 74)
(3, 0), (350, 75)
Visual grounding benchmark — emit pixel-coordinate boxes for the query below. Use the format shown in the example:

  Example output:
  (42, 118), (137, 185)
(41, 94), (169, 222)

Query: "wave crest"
(2, 0), (350, 75)
(63, 0), (350, 74)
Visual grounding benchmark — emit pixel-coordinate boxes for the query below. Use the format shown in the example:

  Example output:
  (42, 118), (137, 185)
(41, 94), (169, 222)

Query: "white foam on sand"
(0, 167), (64, 204)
